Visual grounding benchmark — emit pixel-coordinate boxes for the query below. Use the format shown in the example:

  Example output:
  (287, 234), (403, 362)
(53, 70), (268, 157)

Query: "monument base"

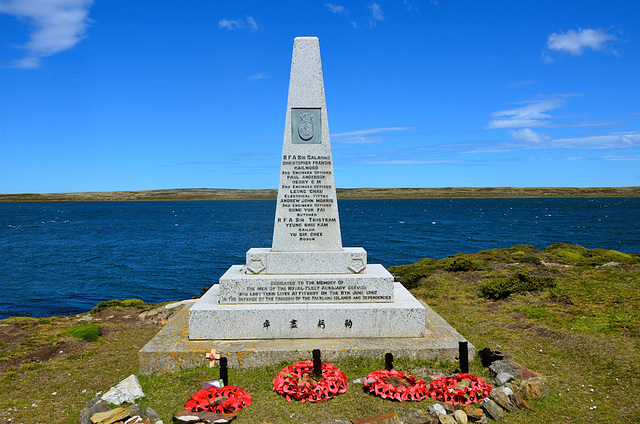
(190, 283), (423, 340)
(139, 299), (475, 375)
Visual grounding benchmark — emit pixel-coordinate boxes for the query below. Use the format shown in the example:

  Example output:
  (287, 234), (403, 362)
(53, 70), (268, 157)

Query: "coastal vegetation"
(1, 186), (639, 202)
(1, 244), (639, 423)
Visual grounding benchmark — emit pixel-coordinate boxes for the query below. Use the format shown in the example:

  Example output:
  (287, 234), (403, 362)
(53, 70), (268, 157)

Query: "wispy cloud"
(0, 0), (93, 69)
(248, 73), (268, 80)
(218, 16), (259, 31)
(325, 3), (347, 14)
(367, 3), (384, 27)
(332, 126), (415, 144)
(509, 128), (551, 144)
(603, 155), (640, 161)
(553, 132), (640, 150)
(542, 28), (617, 63)
(487, 98), (565, 129)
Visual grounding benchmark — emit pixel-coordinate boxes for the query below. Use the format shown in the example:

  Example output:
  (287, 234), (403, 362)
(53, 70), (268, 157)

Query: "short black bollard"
(385, 352), (394, 371)
(312, 349), (322, 379)
(459, 341), (469, 374)
(220, 357), (229, 386)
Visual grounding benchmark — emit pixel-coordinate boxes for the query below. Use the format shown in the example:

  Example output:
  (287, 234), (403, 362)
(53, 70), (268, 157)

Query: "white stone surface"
(272, 36), (342, 252)
(219, 263), (394, 304)
(245, 247), (367, 274)
(101, 374), (145, 405)
(189, 283), (425, 340)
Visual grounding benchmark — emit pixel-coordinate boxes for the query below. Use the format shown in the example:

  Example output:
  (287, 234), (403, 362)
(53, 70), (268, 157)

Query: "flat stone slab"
(192, 283), (418, 339)
(245, 247), (367, 274)
(139, 297), (475, 375)
(219, 263), (393, 305)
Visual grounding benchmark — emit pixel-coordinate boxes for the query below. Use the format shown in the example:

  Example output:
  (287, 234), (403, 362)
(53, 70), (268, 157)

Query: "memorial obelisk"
(188, 37), (426, 340)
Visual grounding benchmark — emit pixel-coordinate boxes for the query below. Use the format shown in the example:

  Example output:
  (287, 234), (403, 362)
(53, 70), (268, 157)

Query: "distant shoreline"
(1, 186), (639, 202)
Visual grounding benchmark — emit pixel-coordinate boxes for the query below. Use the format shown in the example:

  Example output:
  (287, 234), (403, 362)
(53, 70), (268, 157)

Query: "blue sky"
(1, 0), (639, 194)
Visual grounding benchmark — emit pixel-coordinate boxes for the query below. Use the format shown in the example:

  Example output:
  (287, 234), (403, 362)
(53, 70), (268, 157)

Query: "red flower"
(363, 370), (429, 402)
(273, 361), (348, 403)
(427, 374), (492, 405)
(184, 385), (251, 414)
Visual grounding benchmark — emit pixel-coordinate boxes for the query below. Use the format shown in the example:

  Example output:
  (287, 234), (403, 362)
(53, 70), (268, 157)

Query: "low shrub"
(389, 258), (438, 290)
(440, 254), (485, 272)
(480, 271), (556, 300)
(90, 298), (147, 313)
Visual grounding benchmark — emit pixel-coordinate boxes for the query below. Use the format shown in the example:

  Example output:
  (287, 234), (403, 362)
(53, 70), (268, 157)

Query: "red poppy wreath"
(428, 373), (492, 405)
(184, 385), (252, 414)
(273, 360), (348, 403)
(363, 369), (430, 402)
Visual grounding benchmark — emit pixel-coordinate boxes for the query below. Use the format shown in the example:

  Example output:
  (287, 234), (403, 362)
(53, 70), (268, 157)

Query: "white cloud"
(218, 16), (258, 31)
(325, 3), (346, 14)
(510, 128), (551, 144)
(553, 132), (640, 149)
(604, 155), (640, 161)
(0, 0), (93, 69)
(367, 3), (384, 27)
(332, 126), (414, 144)
(247, 73), (268, 80)
(543, 28), (617, 63)
(547, 28), (615, 55)
(487, 98), (565, 129)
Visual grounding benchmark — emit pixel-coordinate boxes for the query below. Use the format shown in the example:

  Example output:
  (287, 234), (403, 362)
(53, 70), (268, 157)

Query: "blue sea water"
(1, 198), (638, 318)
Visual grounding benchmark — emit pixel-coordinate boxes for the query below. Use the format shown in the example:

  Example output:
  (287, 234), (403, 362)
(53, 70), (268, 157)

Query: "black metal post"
(459, 341), (469, 373)
(312, 349), (322, 378)
(220, 357), (229, 386)
(385, 352), (394, 371)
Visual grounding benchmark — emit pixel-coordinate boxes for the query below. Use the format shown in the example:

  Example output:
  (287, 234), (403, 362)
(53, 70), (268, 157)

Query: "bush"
(90, 298), (147, 313)
(440, 254), (485, 272)
(480, 271), (556, 300)
(520, 255), (542, 265)
(64, 323), (101, 342)
(389, 258), (438, 290)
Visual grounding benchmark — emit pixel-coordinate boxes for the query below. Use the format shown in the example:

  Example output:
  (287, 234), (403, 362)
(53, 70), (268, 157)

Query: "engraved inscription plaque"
(292, 108), (321, 144)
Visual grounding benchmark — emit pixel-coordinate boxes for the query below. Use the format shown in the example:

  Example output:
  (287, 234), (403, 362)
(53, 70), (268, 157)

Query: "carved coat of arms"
(298, 112), (315, 141)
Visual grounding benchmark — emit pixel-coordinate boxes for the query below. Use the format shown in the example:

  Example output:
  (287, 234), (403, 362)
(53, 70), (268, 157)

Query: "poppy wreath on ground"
(363, 369), (430, 402)
(184, 385), (252, 414)
(428, 373), (492, 405)
(273, 360), (348, 403)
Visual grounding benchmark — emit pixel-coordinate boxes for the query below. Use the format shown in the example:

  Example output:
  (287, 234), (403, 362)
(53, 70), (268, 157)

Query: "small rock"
(479, 348), (506, 367)
(453, 410), (467, 424)
(90, 407), (129, 424)
(102, 375), (145, 405)
(351, 413), (401, 423)
(457, 405), (483, 421)
(521, 376), (550, 399)
(490, 388), (517, 412)
(438, 414), (456, 424)
(494, 372), (514, 386)
(512, 393), (535, 411)
(490, 359), (540, 381)
(480, 398), (504, 421)
(429, 403), (447, 417)
(405, 416), (438, 424)
(172, 410), (235, 424)
(127, 405), (144, 418)
(144, 407), (161, 420)
(124, 417), (143, 424)
(479, 414), (488, 424)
